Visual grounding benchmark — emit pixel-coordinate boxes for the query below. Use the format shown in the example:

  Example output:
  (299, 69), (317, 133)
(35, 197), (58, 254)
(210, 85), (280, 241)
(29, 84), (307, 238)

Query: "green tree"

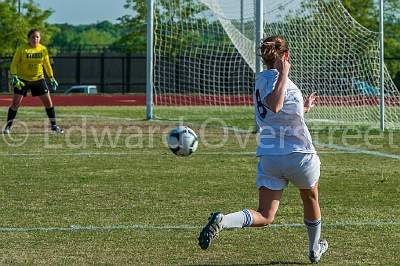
(78, 28), (114, 46)
(50, 24), (77, 48)
(113, 0), (147, 53)
(116, 0), (210, 54)
(50, 22), (124, 53)
(0, 0), (57, 56)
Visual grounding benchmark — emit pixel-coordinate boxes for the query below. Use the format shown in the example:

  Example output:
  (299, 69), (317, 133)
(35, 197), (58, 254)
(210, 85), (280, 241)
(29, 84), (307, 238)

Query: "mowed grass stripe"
(0, 148), (397, 158)
(1, 220), (400, 233)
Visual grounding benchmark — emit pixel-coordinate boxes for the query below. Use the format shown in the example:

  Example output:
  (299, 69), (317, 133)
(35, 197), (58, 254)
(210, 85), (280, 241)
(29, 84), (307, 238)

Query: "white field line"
(0, 150), (381, 157)
(0, 140), (398, 158)
(0, 148), (397, 158)
(0, 220), (399, 233)
(3, 110), (145, 122)
(222, 126), (400, 159)
(314, 141), (400, 160)
(0, 152), (133, 157)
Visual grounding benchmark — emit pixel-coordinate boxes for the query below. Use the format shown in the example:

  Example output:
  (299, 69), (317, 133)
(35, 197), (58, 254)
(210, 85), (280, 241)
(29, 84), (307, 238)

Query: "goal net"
(152, 0), (400, 128)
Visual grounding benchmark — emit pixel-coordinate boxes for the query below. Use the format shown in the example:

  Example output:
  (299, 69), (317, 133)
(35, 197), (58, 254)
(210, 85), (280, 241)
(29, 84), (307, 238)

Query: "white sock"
(222, 209), (253, 229)
(304, 218), (321, 252)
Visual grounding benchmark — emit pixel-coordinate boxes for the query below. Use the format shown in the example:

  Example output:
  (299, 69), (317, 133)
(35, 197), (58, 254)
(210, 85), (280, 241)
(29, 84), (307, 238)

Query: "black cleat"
(51, 125), (64, 134)
(3, 126), (11, 135)
(198, 212), (224, 250)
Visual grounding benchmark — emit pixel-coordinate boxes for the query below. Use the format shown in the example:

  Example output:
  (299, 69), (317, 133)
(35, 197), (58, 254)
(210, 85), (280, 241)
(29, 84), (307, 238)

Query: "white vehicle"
(64, 85), (98, 95)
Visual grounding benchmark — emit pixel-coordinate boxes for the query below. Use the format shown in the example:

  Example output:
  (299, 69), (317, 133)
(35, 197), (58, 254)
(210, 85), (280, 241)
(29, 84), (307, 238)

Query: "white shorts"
(256, 153), (320, 190)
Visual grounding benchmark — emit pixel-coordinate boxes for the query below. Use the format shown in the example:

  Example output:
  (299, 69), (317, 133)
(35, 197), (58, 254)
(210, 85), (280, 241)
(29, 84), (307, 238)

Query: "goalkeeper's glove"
(11, 75), (25, 90)
(49, 77), (58, 92)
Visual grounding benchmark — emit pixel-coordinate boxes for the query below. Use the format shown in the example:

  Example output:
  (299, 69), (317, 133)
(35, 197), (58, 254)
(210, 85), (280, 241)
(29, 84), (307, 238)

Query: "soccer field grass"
(0, 106), (399, 264)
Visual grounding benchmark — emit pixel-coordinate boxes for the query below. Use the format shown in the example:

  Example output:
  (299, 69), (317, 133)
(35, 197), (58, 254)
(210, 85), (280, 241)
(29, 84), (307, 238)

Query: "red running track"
(0, 95), (398, 106)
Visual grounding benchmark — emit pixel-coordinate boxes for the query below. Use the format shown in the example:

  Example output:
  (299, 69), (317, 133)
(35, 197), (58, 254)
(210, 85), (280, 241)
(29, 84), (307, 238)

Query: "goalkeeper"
(4, 28), (63, 134)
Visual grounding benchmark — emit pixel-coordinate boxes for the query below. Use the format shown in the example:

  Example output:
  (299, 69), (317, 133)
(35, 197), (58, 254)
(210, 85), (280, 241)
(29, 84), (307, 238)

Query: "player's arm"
(265, 58), (290, 113)
(304, 92), (316, 113)
(43, 49), (58, 91)
(43, 48), (54, 79)
(10, 48), (25, 89)
(10, 47), (21, 76)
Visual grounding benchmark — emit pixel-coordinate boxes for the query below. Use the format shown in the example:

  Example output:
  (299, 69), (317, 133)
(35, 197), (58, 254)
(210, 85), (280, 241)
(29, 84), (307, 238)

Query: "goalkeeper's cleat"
(51, 125), (64, 134)
(309, 239), (328, 264)
(3, 126), (11, 135)
(198, 212), (224, 250)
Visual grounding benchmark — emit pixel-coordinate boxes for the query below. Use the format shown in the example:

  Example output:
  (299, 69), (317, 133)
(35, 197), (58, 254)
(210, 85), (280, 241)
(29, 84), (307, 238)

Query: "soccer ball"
(167, 126), (198, 156)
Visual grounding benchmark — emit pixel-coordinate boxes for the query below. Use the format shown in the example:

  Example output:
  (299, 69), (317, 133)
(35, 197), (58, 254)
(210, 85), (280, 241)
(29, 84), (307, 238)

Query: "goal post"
(255, 0), (263, 74)
(379, 0), (384, 131)
(147, 0), (400, 129)
(146, 0), (154, 120)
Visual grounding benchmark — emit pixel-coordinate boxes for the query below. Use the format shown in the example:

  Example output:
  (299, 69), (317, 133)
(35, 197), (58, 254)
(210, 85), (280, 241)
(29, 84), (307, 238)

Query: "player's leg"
(300, 184), (321, 251)
(31, 79), (63, 133)
(4, 93), (24, 134)
(249, 186), (283, 227)
(300, 185), (328, 263)
(222, 186), (283, 229)
(222, 187), (283, 229)
(38, 91), (63, 134)
(198, 187), (283, 250)
(288, 153), (327, 263)
(198, 155), (284, 250)
(248, 155), (286, 227)
(221, 186), (283, 229)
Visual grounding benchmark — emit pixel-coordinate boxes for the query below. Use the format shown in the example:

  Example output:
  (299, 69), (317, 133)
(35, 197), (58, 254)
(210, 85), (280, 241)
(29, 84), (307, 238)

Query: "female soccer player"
(198, 36), (328, 263)
(4, 28), (63, 134)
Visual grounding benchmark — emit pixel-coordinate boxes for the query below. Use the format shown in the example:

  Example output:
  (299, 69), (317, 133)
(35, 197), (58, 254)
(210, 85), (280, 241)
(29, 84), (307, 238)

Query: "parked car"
(64, 85), (98, 95)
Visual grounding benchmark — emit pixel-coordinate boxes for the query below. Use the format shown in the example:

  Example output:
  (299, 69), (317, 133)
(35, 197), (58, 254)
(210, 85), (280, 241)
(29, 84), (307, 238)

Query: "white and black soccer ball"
(167, 126), (198, 156)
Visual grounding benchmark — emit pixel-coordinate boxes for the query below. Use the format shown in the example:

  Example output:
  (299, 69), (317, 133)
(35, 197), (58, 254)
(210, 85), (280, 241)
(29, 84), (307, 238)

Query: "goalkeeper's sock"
(221, 209), (253, 229)
(45, 107), (56, 126)
(6, 108), (18, 128)
(304, 218), (321, 252)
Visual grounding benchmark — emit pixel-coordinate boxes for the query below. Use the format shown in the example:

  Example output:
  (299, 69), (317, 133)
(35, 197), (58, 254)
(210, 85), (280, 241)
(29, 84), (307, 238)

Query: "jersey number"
(256, 89), (268, 119)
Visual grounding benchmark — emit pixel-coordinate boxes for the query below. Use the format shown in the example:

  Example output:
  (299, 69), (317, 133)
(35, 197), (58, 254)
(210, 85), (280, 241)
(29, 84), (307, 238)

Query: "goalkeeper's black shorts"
(14, 79), (49, 97)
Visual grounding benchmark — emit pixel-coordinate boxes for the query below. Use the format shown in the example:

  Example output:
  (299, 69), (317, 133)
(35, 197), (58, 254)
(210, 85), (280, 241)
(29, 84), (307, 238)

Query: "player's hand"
(274, 55), (290, 77)
(50, 77), (58, 92)
(11, 75), (25, 90)
(304, 92), (316, 112)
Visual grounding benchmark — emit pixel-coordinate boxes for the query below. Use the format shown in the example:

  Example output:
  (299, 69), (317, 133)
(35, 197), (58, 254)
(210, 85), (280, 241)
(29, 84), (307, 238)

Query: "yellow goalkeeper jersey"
(10, 43), (54, 81)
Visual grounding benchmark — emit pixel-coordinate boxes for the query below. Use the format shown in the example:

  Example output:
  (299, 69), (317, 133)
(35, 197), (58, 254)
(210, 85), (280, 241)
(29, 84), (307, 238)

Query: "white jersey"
(254, 69), (316, 156)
